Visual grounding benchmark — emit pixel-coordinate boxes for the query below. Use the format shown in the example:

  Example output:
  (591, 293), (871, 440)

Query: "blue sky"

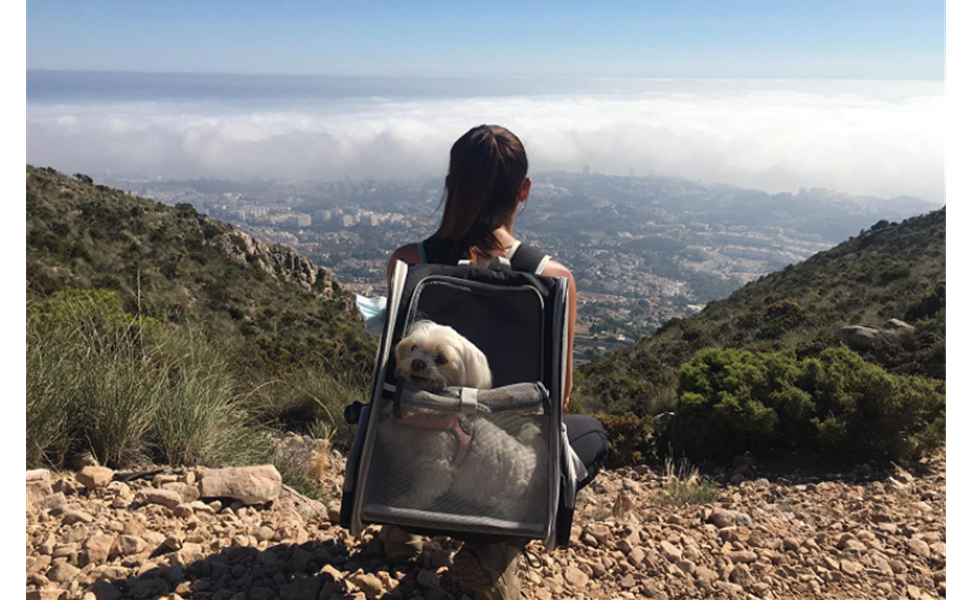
(27, 1), (944, 79)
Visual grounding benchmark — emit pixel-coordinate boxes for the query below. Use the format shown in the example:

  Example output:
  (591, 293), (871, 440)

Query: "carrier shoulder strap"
(507, 241), (551, 275)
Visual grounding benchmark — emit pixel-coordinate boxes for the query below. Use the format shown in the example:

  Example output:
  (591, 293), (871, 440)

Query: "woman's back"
(376, 124), (605, 600)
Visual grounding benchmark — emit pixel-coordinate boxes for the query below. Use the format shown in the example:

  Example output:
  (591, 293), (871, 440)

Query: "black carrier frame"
(340, 260), (577, 548)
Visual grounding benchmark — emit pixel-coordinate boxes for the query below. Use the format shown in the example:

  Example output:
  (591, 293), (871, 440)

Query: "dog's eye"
(411, 344), (417, 352)
(434, 355), (447, 365)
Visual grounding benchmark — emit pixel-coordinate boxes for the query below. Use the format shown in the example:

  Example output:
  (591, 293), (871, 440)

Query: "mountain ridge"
(27, 165), (374, 376)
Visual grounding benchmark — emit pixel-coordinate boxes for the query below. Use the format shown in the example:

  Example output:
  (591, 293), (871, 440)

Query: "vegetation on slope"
(26, 167), (374, 497)
(668, 346), (945, 463)
(27, 166), (375, 377)
(575, 209), (946, 418)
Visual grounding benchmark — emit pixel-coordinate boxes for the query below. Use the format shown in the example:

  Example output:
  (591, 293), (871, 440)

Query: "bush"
(757, 300), (805, 339)
(668, 346), (945, 463)
(596, 412), (653, 466)
(906, 279), (945, 323)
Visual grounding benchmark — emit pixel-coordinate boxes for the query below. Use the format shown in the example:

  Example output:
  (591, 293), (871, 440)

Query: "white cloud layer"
(27, 81), (945, 202)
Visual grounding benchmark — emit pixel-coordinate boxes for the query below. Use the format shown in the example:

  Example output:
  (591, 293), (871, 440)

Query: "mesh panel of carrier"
(362, 409), (552, 535)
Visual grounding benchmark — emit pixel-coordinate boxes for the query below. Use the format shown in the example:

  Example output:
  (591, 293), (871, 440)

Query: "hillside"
(27, 166), (375, 378)
(576, 209), (946, 416)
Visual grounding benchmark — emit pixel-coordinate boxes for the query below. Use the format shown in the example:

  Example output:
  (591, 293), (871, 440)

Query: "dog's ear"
(395, 332), (414, 364)
(459, 338), (492, 389)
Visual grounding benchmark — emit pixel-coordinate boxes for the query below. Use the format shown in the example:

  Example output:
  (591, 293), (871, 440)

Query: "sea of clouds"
(27, 77), (944, 203)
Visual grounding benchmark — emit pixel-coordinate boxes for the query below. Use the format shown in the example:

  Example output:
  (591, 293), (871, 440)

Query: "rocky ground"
(26, 442), (946, 600)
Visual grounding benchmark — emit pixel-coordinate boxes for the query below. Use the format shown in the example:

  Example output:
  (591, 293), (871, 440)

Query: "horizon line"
(25, 68), (946, 84)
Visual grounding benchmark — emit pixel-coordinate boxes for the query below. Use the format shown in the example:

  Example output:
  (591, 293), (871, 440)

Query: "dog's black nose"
(411, 359), (426, 372)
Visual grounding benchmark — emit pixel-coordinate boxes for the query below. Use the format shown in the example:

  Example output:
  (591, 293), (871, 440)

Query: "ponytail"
(433, 125), (528, 264)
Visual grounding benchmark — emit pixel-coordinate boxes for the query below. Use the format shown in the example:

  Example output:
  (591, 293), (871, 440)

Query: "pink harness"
(397, 413), (473, 466)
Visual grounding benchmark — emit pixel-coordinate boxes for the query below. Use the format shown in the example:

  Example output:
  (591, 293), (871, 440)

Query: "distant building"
(290, 213), (312, 228)
(583, 164), (591, 175)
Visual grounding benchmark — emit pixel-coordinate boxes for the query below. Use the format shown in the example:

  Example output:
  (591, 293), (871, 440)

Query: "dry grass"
(660, 456), (719, 506)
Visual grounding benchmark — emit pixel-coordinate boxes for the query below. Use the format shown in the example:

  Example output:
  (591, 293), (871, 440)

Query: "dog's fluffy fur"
(394, 320), (492, 392)
(382, 321), (544, 514)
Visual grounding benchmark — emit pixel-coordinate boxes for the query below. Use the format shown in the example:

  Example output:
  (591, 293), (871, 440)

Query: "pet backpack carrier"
(341, 248), (583, 549)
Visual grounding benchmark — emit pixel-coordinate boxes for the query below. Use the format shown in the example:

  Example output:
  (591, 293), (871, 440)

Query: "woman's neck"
(491, 224), (517, 250)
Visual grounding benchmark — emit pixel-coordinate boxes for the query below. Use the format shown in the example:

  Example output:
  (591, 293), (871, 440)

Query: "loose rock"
(198, 465), (282, 505)
(76, 466), (114, 490)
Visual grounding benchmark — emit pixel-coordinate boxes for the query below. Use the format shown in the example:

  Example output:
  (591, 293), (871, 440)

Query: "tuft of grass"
(246, 368), (365, 450)
(660, 456), (718, 506)
(26, 290), (273, 469)
(274, 451), (329, 505)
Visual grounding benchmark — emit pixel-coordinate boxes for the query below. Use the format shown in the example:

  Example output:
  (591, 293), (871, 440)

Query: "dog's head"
(394, 321), (492, 391)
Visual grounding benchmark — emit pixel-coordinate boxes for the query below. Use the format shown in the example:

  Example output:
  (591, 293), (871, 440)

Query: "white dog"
(380, 321), (544, 515)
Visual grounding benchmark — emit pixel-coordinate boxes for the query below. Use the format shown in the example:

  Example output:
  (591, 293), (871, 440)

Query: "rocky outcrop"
(884, 318), (916, 332)
(838, 325), (883, 351)
(839, 318), (917, 352)
(210, 229), (345, 301)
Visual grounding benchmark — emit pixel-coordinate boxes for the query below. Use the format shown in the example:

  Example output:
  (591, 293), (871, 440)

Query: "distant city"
(101, 171), (937, 362)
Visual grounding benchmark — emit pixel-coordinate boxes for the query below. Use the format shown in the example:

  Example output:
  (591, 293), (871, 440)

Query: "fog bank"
(27, 77), (944, 202)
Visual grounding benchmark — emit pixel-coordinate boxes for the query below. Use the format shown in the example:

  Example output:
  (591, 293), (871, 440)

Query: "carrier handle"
(394, 380), (550, 418)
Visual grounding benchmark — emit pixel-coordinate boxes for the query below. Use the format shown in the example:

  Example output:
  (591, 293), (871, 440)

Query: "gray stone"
(349, 573), (384, 599)
(199, 465), (282, 505)
(136, 488), (183, 509)
(46, 562), (80, 583)
(839, 326), (882, 352)
(76, 466), (114, 490)
(660, 540), (683, 562)
(416, 568), (440, 589)
(709, 508), (737, 528)
(26, 469), (53, 506)
(884, 319), (915, 331)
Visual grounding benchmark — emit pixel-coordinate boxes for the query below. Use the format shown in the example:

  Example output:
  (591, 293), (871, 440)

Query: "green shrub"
(668, 346), (945, 463)
(757, 300), (805, 339)
(906, 279), (945, 323)
(596, 412), (653, 466)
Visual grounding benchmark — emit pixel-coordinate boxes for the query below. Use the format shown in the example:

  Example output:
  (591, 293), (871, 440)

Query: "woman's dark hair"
(432, 124), (528, 263)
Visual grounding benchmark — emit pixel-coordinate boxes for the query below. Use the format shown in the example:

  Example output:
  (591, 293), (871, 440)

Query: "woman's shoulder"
(389, 243), (422, 265)
(540, 258), (573, 279)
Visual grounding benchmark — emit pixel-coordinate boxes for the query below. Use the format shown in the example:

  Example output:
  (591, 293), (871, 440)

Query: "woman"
(384, 124), (608, 600)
